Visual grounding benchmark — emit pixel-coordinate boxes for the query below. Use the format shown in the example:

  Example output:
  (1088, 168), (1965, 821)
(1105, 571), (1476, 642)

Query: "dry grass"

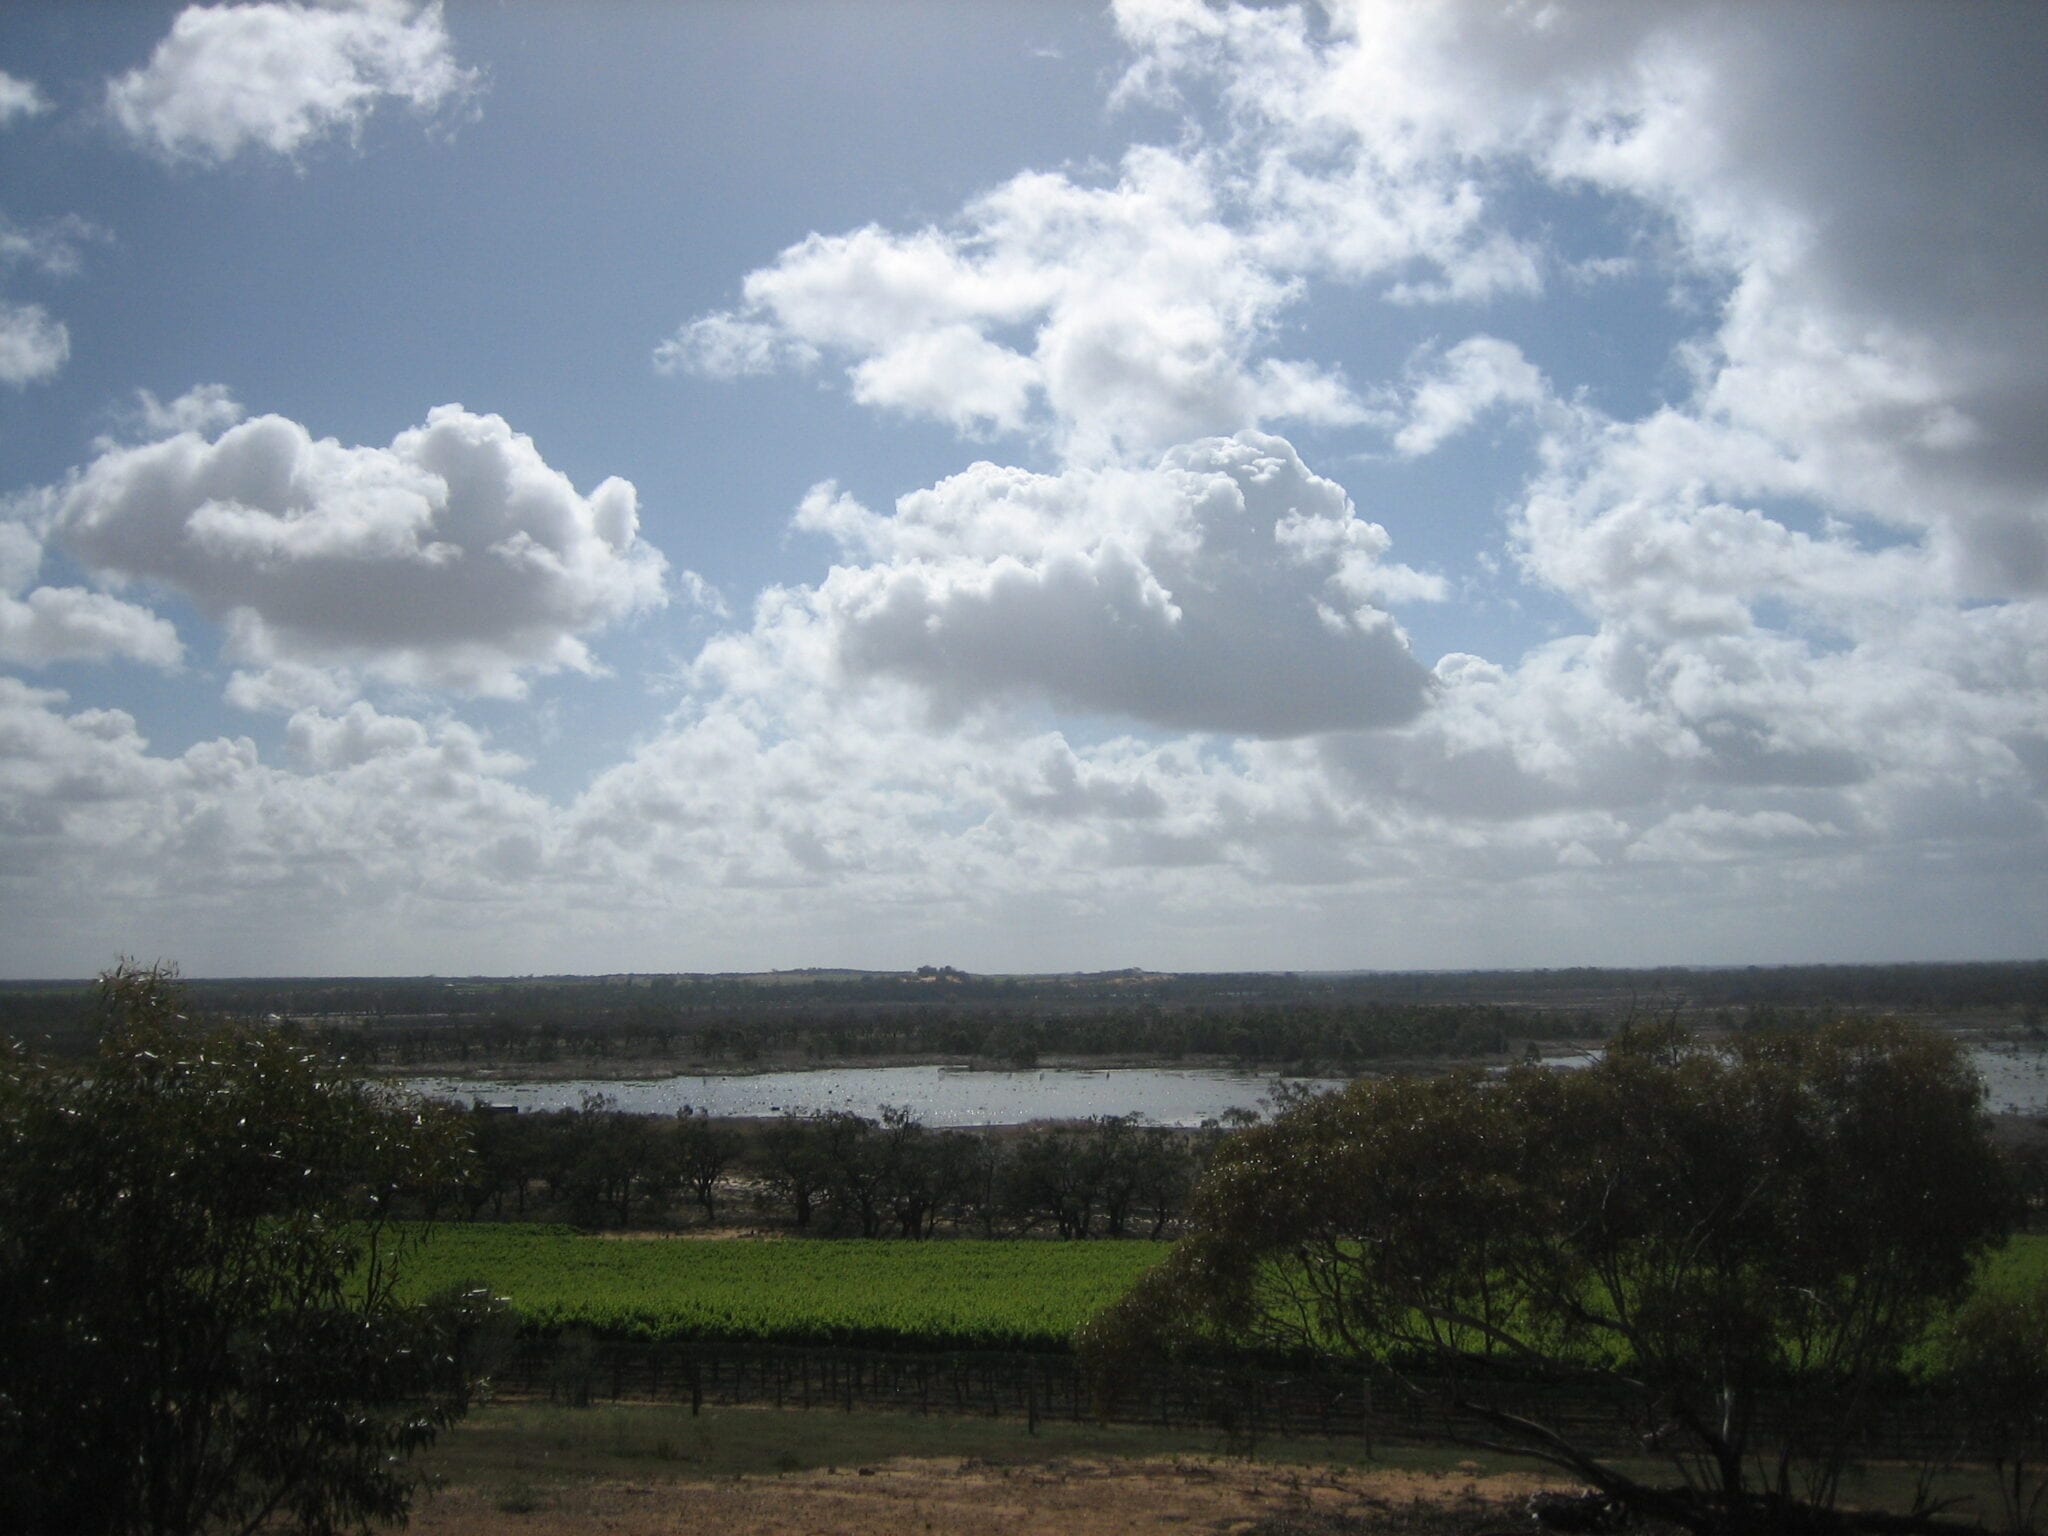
(412, 1452), (1556, 1535)
(406, 1399), (2023, 1535)
(406, 1402), (1564, 1535)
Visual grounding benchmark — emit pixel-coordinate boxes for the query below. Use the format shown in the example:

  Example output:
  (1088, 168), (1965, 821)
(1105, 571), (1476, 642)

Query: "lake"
(403, 1042), (2048, 1127)
(402, 1064), (1343, 1128)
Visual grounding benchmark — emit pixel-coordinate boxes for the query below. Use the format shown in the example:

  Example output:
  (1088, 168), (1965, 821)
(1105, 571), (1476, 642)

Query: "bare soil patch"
(411, 1452), (1554, 1536)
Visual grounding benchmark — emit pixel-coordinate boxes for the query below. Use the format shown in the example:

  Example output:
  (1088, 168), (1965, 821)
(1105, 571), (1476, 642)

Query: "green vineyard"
(392, 1226), (1170, 1351)
(389, 1224), (2048, 1363)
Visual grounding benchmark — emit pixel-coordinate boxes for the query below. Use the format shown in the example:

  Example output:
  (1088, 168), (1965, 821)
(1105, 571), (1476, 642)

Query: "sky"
(0, 0), (2044, 979)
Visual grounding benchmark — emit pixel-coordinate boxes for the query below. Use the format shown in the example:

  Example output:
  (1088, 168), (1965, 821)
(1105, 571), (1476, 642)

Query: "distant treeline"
(442, 1100), (1213, 1241)
(2, 961), (2041, 1068)
(320, 999), (1572, 1071)
(420, 1088), (2048, 1241)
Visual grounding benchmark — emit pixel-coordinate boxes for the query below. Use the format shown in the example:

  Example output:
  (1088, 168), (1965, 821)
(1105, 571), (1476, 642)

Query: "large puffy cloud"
(1118, 0), (2048, 597)
(0, 587), (183, 671)
(701, 431), (1440, 738)
(654, 2), (1580, 464)
(1100, 2), (2048, 883)
(662, 148), (1370, 462)
(105, 0), (477, 165)
(648, 6), (1617, 467)
(53, 403), (670, 698)
(0, 521), (183, 669)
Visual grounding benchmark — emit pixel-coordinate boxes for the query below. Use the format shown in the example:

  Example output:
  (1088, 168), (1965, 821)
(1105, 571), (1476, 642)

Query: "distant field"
(392, 1225), (1168, 1351)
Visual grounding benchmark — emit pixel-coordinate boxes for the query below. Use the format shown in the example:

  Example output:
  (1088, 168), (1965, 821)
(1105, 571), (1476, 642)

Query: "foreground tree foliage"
(0, 965), (487, 1536)
(1083, 1019), (2015, 1535)
(1943, 1278), (2048, 1535)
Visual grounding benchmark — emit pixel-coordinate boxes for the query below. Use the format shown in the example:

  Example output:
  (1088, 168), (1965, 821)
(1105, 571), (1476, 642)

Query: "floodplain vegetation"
(3, 959), (2041, 1075)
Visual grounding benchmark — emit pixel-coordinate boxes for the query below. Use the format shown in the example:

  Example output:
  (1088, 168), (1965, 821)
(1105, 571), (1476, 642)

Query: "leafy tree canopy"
(1084, 1018), (2016, 1534)
(0, 964), (485, 1536)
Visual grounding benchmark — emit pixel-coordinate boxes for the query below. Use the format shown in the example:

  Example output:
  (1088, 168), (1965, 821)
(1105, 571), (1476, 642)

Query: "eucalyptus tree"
(0, 965), (488, 1536)
(1085, 1019), (2014, 1534)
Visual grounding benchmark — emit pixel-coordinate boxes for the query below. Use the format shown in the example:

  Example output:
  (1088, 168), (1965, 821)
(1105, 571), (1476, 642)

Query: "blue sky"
(1, 1), (2043, 977)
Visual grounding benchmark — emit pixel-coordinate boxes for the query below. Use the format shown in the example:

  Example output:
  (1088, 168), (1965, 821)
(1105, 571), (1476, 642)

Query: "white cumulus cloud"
(662, 148), (1370, 463)
(708, 431), (1439, 738)
(53, 403), (672, 699)
(0, 585), (184, 670)
(106, 0), (478, 165)
(0, 521), (184, 669)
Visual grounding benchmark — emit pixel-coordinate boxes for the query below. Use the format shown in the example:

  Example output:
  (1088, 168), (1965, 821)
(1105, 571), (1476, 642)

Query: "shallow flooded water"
(402, 1064), (1342, 1127)
(1516, 1041), (2048, 1116)
(404, 1043), (2048, 1126)
(1972, 1041), (2048, 1114)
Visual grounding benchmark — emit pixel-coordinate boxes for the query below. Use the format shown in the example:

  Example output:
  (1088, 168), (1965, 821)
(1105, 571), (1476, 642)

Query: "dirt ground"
(409, 1455), (1556, 1536)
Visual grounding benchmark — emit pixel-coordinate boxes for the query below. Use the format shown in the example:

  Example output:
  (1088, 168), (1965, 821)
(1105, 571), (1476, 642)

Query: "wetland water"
(1520, 1041), (2048, 1115)
(403, 1065), (1343, 1127)
(1965, 1041), (2048, 1114)
(404, 1044), (2048, 1127)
